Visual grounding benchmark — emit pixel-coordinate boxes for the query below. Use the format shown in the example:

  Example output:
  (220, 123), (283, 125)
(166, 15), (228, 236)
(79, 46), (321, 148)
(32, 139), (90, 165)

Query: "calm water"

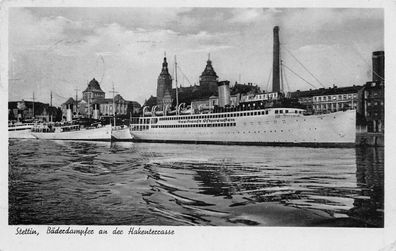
(9, 140), (384, 227)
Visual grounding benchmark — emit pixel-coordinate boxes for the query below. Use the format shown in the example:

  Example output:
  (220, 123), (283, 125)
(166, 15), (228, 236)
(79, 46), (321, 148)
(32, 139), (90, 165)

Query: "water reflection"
(9, 140), (384, 227)
(349, 147), (384, 227)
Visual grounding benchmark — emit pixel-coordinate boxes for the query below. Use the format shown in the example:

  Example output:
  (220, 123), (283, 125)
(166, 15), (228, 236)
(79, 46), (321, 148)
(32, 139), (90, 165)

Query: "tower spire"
(208, 53), (210, 61)
(161, 56), (169, 74)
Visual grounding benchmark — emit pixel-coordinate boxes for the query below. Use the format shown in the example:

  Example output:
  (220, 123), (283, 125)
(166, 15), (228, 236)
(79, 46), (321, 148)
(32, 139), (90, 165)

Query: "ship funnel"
(218, 80), (231, 107)
(93, 104), (99, 120)
(372, 51), (384, 82)
(272, 26), (280, 92)
(66, 104), (72, 122)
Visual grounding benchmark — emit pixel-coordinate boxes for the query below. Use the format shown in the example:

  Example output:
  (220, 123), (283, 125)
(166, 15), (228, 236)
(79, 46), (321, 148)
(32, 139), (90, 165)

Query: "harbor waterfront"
(9, 140), (383, 227)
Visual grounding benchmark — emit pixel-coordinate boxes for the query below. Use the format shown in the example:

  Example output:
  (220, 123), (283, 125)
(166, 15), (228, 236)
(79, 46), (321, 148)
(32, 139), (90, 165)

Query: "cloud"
(8, 7), (383, 106)
(228, 8), (264, 23)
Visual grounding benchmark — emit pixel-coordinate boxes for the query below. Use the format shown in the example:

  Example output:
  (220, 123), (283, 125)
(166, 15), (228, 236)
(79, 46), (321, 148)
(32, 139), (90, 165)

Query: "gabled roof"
(63, 97), (75, 105)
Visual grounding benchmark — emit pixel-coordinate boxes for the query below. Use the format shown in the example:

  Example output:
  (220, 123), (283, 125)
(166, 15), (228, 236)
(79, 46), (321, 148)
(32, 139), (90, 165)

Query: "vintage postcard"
(1, 0), (395, 250)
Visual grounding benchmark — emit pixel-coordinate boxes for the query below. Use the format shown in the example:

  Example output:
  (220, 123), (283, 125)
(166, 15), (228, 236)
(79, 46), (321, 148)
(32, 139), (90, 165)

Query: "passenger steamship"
(130, 26), (357, 146)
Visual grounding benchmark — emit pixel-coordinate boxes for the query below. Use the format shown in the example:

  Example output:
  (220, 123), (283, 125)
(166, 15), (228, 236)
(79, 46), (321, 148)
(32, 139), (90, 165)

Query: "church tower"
(156, 56), (173, 110)
(199, 54), (218, 94)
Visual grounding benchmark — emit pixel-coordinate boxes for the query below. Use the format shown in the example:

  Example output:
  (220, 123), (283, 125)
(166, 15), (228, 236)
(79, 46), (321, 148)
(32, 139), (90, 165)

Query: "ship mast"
(87, 80), (90, 118)
(174, 55), (179, 114)
(74, 87), (80, 118)
(32, 92), (35, 120)
(110, 83), (117, 126)
(50, 91), (53, 122)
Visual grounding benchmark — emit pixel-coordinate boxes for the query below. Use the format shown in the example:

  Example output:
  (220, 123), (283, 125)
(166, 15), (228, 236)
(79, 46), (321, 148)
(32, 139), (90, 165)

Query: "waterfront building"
(363, 81), (384, 132)
(290, 85), (363, 114)
(9, 100), (60, 122)
(362, 51), (384, 133)
(83, 78), (105, 103)
(94, 95), (141, 117)
(62, 78), (141, 120)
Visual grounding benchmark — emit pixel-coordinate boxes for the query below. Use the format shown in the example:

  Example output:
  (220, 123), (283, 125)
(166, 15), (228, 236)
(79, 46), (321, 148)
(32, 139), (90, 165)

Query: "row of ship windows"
(151, 123), (237, 129)
(135, 128), (318, 134)
(158, 110), (303, 121)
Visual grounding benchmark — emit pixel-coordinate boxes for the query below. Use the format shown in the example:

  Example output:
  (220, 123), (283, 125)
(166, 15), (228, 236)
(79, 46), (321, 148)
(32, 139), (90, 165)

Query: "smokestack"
(372, 51), (384, 82)
(272, 26), (280, 92)
(93, 104), (99, 120)
(218, 80), (231, 107)
(66, 104), (72, 122)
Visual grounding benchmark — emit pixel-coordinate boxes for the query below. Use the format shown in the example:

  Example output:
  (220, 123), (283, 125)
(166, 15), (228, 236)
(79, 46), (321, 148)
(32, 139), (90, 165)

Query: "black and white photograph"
(1, 1), (395, 250)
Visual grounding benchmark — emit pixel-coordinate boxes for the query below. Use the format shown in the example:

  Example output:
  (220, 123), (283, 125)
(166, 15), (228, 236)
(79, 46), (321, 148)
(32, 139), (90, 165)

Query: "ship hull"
(31, 125), (112, 141)
(8, 129), (35, 139)
(111, 127), (133, 141)
(131, 110), (356, 147)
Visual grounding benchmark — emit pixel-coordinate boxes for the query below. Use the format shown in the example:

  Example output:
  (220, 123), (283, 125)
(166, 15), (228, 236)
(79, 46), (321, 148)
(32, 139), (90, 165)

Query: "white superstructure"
(130, 108), (356, 146)
(8, 123), (35, 139)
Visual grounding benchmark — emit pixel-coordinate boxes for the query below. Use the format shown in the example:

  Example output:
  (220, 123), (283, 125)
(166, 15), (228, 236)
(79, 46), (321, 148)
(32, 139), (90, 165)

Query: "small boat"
(31, 123), (112, 141)
(166, 110), (177, 115)
(8, 122), (35, 139)
(180, 107), (193, 115)
(111, 125), (133, 141)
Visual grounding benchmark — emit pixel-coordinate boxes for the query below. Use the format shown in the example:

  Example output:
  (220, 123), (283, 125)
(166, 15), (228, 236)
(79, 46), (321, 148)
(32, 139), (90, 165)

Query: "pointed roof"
(160, 57), (170, 76)
(63, 97), (75, 105)
(84, 78), (105, 93)
(200, 56), (218, 78)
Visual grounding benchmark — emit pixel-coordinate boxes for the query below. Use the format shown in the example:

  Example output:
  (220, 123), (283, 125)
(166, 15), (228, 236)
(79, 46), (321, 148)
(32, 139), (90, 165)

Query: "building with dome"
(61, 78), (140, 121)
(83, 78), (105, 103)
(199, 55), (218, 94)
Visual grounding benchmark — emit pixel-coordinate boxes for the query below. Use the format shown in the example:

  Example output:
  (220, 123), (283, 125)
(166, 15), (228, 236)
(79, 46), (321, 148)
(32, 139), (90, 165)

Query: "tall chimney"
(372, 51), (384, 82)
(272, 26), (280, 92)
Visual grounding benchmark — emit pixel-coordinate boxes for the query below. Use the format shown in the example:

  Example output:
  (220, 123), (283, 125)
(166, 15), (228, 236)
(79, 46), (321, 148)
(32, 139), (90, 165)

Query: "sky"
(8, 8), (384, 106)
